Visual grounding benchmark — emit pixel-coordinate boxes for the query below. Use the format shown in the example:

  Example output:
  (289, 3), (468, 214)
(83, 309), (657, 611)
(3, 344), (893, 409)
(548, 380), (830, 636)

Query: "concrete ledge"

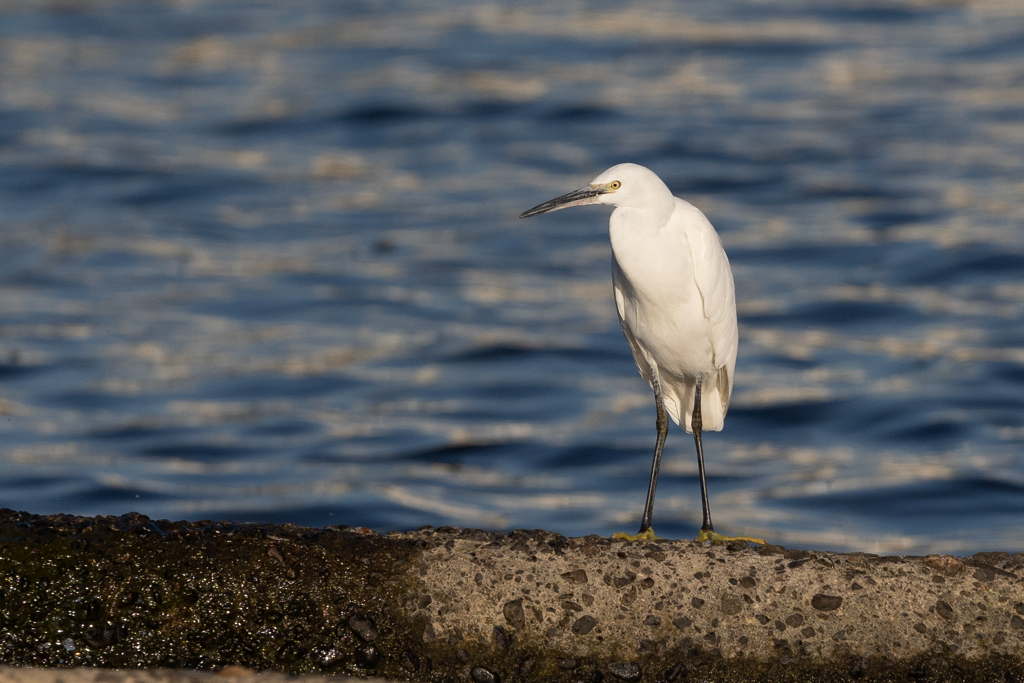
(0, 666), (385, 682)
(1, 510), (1023, 682)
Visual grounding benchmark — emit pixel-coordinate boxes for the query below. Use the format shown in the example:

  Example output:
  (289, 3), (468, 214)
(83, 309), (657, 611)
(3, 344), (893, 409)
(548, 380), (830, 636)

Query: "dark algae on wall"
(0, 510), (423, 675)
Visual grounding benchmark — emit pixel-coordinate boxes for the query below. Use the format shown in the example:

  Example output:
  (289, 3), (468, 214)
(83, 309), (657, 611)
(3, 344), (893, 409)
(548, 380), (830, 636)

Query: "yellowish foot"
(611, 528), (660, 541)
(694, 528), (766, 545)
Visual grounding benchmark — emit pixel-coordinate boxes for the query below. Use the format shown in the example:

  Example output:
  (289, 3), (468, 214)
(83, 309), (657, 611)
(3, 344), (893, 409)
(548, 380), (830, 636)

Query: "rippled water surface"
(2, 0), (1024, 554)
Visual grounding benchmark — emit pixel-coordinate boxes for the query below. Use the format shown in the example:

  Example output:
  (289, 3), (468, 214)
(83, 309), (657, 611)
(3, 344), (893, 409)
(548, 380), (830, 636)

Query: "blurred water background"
(1, 0), (1023, 554)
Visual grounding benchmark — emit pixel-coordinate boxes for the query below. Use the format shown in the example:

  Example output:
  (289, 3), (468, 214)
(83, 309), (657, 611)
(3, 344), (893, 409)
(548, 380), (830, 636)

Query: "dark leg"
(637, 374), (669, 536)
(692, 375), (766, 545)
(692, 374), (714, 534)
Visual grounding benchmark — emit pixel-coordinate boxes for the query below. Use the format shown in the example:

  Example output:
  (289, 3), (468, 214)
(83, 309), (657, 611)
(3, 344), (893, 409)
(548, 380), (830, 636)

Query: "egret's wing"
(612, 259), (654, 385)
(678, 199), (738, 407)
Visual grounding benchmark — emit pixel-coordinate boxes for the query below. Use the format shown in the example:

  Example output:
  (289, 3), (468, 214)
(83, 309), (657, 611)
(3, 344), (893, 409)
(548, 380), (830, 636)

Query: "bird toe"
(694, 529), (766, 546)
(611, 528), (660, 541)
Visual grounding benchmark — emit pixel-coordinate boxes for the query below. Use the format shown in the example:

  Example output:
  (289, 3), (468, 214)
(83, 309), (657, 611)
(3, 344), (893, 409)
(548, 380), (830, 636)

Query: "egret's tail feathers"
(663, 368), (731, 433)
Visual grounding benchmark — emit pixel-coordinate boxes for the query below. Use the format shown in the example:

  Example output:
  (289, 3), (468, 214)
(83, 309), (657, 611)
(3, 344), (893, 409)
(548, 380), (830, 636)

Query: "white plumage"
(596, 164), (737, 433)
(520, 163), (754, 542)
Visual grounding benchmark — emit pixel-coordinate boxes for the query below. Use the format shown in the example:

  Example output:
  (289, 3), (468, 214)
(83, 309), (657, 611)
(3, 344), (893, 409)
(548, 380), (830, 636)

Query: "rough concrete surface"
(2, 510), (1024, 682)
(413, 531), (1024, 661)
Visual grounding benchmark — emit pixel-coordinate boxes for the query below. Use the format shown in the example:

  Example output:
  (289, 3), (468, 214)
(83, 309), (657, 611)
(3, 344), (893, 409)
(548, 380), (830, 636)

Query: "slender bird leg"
(612, 373), (668, 541)
(692, 375), (712, 533)
(692, 374), (766, 546)
(638, 376), (669, 537)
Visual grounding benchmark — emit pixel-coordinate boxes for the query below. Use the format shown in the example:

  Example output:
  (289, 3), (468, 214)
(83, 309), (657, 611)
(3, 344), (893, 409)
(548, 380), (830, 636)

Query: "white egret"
(519, 163), (763, 544)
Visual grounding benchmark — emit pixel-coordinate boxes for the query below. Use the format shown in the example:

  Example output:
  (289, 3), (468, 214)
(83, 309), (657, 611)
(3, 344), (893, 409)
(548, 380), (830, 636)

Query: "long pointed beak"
(518, 185), (606, 218)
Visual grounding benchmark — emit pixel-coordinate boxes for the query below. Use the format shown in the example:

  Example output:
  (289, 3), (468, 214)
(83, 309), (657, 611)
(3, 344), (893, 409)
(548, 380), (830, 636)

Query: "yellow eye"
(609, 180), (621, 190)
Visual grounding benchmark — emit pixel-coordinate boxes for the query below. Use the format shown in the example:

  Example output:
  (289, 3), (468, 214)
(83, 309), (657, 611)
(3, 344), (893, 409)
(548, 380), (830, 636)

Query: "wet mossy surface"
(0, 509), (422, 676)
(2, 509), (1024, 683)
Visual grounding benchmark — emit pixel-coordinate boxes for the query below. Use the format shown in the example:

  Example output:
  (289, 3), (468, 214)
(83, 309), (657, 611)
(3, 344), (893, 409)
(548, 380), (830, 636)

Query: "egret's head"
(518, 163), (673, 219)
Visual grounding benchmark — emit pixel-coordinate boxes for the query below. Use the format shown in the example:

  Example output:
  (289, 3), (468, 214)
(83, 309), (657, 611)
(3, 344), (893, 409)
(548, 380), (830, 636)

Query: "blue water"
(1, 0), (1024, 555)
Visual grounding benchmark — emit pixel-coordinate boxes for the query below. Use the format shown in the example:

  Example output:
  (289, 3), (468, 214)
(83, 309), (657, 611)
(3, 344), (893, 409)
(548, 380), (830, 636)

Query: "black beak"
(518, 186), (605, 218)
